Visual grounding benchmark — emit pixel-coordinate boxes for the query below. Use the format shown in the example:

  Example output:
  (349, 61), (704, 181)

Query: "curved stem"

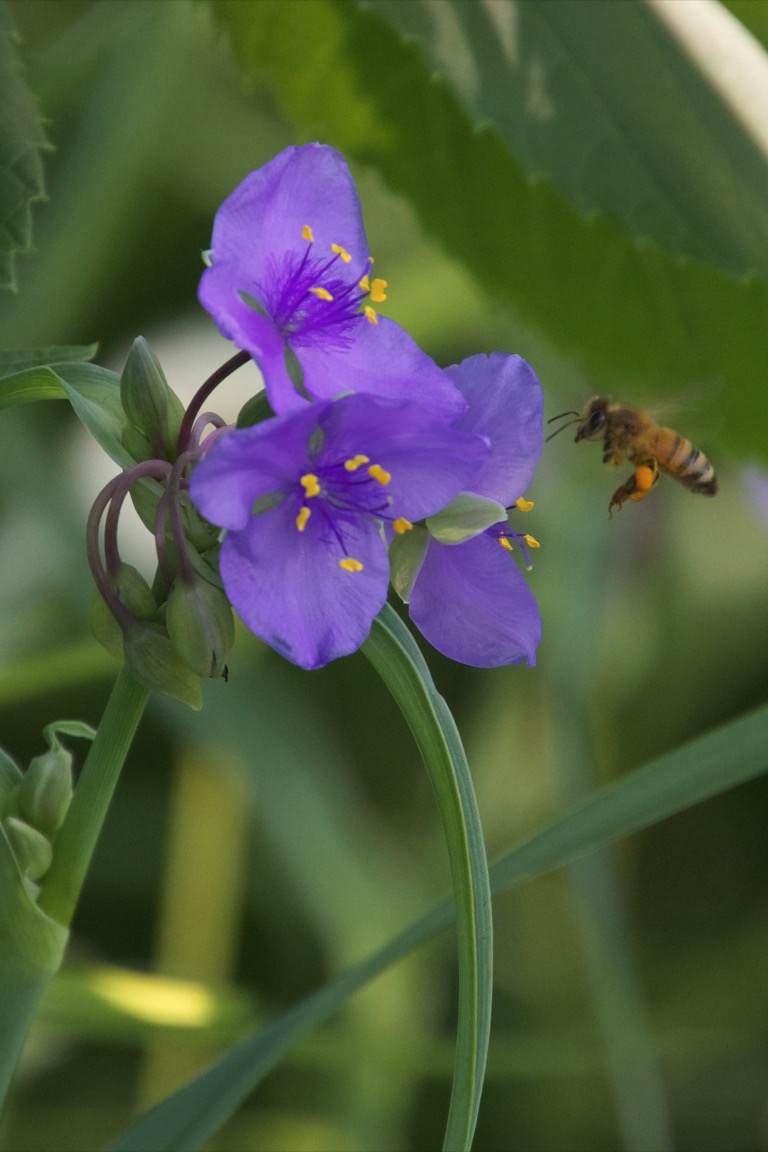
(37, 668), (149, 927)
(176, 350), (250, 456)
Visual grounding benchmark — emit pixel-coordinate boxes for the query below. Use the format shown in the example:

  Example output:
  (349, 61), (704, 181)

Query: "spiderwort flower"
(199, 144), (465, 421)
(391, 353), (543, 667)
(189, 393), (489, 669)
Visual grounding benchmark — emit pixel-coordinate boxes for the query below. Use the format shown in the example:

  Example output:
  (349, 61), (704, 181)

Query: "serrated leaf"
(217, 0), (768, 464)
(0, 3), (50, 291)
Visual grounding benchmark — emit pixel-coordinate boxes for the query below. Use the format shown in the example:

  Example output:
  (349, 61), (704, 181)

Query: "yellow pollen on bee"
(344, 454), (370, 472)
(369, 278), (388, 303)
(300, 473), (320, 498)
(302, 225), (315, 242)
(331, 243), (351, 263)
(364, 306), (378, 325)
(515, 496), (534, 512)
(499, 537), (514, 552)
(523, 534), (540, 549)
(310, 286), (333, 301)
(393, 517), (413, 535)
(296, 506), (311, 532)
(339, 557), (364, 572)
(368, 463), (391, 486)
(634, 464), (656, 492)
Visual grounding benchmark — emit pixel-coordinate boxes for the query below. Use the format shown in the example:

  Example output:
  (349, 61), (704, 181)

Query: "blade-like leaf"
(0, 3), (50, 291)
(0, 344), (97, 379)
(52, 362), (133, 470)
(368, 0), (768, 280)
(109, 699), (768, 1151)
(218, 0), (768, 465)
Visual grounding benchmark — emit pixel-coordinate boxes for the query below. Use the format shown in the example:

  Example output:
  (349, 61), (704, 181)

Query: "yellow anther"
(358, 274), (371, 292)
(368, 463), (391, 486)
(339, 557), (364, 572)
(300, 473), (320, 498)
(296, 506), (311, 532)
(309, 286), (333, 301)
(370, 278), (388, 303)
(523, 534), (540, 549)
(344, 454), (370, 472)
(516, 496), (534, 512)
(364, 305), (378, 325)
(331, 243), (351, 263)
(393, 517), (413, 535)
(499, 537), (514, 552)
(302, 225), (315, 242)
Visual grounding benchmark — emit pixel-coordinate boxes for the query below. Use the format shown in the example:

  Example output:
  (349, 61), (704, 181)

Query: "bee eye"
(586, 410), (606, 434)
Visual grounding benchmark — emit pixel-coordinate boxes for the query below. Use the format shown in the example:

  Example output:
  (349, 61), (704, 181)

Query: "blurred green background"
(1, 1), (768, 1149)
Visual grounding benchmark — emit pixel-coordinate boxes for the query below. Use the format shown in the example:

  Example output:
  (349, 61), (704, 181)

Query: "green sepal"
(426, 492), (507, 544)
(17, 751), (73, 838)
(166, 576), (235, 678)
(123, 621), (203, 710)
(237, 389), (274, 429)
(120, 337), (185, 461)
(389, 524), (429, 603)
(91, 565), (158, 662)
(3, 817), (52, 882)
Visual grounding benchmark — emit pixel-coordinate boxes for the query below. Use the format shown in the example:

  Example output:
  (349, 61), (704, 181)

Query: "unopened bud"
(4, 816), (53, 881)
(17, 750), (73, 836)
(91, 564), (158, 661)
(166, 576), (235, 678)
(120, 337), (185, 461)
(123, 620), (203, 709)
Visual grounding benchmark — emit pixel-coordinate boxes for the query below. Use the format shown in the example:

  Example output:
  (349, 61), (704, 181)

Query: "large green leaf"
(0, 344), (96, 379)
(218, 0), (768, 464)
(0, 3), (49, 291)
(368, 0), (768, 280)
(108, 699), (768, 1152)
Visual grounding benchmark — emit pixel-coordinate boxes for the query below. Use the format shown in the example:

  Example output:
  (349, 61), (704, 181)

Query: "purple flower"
(189, 393), (488, 670)
(394, 353), (543, 668)
(199, 144), (465, 422)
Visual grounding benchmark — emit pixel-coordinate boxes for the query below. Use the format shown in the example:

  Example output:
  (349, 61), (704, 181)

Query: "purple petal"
(447, 353), (543, 505)
(208, 144), (369, 286)
(316, 394), (488, 520)
(409, 533), (541, 667)
(190, 403), (329, 530)
(298, 315), (467, 421)
(219, 501), (389, 670)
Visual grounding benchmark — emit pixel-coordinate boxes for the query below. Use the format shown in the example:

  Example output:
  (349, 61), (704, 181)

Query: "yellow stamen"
(296, 506), (311, 532)
(309, 286), (333, 301)
(393, 517), (413, 535)
(368, 463), (391, 486)
(339, 557), (364, 572)
(302, 225), (315, 242)
(300, 473), (320, 498)
(358, 274), (371, 292)
(523, 534), (540, 549)
(331, 243), (351, 263)
(369, 278), (388, 303)
(499, 537), (514, 552)
(515, 496), (534, 512)
(344, 454), (370, 472)
(364, 306), (378, 325)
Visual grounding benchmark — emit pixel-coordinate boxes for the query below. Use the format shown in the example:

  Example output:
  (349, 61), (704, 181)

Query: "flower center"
(250, 227), (388, 347)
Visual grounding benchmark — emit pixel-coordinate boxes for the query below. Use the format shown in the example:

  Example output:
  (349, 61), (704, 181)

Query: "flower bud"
(123, 620), (203, 709)
(17, 749), (73, 837)
(166, 576), (235, 678)
(120, 337), (185, 461)
(91, 564), (158, 661)
(3, 816), (53, 881)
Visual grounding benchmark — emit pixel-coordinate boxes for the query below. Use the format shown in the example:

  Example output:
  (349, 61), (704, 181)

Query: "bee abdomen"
(665, 437), (717, 495)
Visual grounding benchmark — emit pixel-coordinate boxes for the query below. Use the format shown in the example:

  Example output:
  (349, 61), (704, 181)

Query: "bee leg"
(608, 460), (659, 517)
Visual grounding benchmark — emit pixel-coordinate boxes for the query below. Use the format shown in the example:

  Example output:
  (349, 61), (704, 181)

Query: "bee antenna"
(545, 410), (580, 443)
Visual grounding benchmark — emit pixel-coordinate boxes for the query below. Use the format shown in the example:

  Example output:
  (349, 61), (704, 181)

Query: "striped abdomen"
(653, 429), (717, 495)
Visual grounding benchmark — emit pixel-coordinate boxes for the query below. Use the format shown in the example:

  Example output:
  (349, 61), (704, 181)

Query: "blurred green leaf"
(0, 344), (97, 379)
(368, 0), (768, 280)
(218, 0), (768, 464)
(0, 2), (49, 291)
(107, 699), (768, 1151)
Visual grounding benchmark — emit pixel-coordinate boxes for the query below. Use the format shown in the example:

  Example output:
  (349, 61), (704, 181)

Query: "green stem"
(37, 667), (149, 926)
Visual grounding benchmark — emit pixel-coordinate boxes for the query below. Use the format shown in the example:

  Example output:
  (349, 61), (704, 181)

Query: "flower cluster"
(188, 144), (543, 671)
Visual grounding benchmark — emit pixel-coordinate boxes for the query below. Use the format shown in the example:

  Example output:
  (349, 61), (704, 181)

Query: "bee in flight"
(547, 397), (718, 516)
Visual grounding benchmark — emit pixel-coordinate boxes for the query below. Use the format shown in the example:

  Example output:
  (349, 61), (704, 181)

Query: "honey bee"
(548, 397), (717, 516)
